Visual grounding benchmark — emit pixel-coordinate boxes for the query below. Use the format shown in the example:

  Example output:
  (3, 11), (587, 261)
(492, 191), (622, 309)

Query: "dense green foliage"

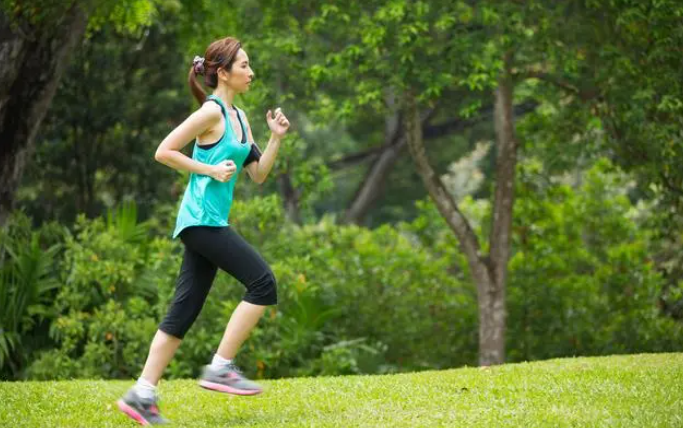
(2, 0), (682, 383)
(1, 162), (679, 380)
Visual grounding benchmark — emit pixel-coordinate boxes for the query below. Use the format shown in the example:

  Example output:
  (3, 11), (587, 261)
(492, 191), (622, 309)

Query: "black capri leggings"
(159, 226), (277, 339)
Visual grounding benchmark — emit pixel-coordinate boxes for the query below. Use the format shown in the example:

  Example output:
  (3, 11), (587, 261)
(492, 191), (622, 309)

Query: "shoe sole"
(117, 399), (151, 426)
(198, 380), (263, 396)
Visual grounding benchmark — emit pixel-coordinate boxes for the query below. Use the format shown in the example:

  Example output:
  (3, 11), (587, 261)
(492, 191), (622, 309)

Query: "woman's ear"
(217, 67), (230, 82)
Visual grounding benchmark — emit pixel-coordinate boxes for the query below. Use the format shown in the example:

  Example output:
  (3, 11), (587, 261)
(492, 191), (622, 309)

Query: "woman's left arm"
(244, 108), (290, 184)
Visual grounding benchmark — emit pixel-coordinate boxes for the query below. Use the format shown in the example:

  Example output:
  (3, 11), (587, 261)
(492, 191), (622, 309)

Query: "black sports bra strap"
(205, 95), (228, 119)
(206, 96), (246, 144)
(234, 107), (247, 144)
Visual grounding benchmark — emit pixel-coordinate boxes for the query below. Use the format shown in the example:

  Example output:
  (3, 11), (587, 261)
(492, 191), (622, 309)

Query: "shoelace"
(225, 363), (244, 375)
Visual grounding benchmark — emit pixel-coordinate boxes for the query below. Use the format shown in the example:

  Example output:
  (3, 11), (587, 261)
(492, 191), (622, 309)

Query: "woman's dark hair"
(188, 36), (242, 105)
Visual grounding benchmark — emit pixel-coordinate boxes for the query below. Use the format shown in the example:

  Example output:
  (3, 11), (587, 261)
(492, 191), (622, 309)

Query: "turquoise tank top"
(172, 95), (252, 238)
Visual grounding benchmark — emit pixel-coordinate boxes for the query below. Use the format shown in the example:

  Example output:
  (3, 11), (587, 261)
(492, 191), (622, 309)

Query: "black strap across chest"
(206, 97), (247, 144)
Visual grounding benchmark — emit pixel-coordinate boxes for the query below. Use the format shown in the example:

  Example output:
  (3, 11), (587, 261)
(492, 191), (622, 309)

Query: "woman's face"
(220, 48), (254, 93)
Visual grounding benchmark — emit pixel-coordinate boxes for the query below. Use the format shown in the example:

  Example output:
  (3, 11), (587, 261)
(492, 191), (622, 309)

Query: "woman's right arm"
(155, 103), (235, 182)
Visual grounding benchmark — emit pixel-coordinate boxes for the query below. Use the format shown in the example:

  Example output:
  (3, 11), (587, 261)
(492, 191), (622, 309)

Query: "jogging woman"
(117, 36), (289, 425)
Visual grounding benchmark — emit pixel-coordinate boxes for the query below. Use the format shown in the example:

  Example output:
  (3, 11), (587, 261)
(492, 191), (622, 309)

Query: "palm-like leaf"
(106, 201), (148, 244)
(0, 233), (60, 374)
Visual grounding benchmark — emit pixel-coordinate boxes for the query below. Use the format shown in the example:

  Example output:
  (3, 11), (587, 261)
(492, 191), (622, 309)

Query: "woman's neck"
(213, 86), (236, 109)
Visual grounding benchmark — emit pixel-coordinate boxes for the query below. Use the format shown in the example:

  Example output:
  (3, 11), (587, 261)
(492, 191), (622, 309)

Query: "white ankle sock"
(134, 376), (157, 400)
(211, 353), (233, 369)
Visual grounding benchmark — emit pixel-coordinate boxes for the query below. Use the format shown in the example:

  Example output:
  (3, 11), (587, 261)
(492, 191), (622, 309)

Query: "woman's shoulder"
(196, 100), (223, 120)
(180, 101), (222, 133)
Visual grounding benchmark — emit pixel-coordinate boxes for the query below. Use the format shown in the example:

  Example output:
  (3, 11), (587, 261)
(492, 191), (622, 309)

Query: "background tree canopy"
(0, 0), (681, 379)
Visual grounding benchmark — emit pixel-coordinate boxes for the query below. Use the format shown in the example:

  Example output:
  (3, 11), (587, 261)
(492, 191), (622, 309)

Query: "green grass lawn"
(1, 353), (682, 427)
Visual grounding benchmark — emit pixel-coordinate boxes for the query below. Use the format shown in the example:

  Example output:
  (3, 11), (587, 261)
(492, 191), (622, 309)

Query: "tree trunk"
(277, 172), (301, 224)
(343, 90), (440, 225)
(0, 4), (88, 225)
(342, 140), (402, 224)
(343, 90), (401, 224)
(481, 55), (517, 366)
(405, 56), (519, 366)
(404, 91), (498, 365)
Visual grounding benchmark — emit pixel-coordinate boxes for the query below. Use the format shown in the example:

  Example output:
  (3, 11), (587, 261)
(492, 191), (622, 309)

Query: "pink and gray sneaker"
(116, 388), (169, 426)
(198, 363), (263, 395)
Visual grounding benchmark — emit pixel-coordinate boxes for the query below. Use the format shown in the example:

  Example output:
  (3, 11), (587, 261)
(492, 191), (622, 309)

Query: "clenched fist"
(209, 160), (236, 182)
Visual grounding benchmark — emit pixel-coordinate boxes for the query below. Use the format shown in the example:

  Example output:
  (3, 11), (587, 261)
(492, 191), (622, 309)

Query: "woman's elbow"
(154, 149), (168, 164)
(251, 171), (267, 184)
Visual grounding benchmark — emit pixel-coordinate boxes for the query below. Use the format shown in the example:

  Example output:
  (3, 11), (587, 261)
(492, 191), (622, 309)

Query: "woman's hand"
(209, 160), (236, 182)
(266, 107), (290, 138)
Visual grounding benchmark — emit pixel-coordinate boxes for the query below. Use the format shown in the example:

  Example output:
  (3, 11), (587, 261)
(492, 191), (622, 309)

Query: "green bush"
(24, 195), (475, 380)
(28, 204), (180, 380)
(19, 159), (682, 379)
(0, 213), (63, 380)
(401, 159), (683, 364)
(505, 160), (683, 361)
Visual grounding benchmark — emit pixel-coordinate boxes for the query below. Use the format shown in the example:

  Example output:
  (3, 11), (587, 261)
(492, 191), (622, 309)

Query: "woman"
(117, 36), (289, 426)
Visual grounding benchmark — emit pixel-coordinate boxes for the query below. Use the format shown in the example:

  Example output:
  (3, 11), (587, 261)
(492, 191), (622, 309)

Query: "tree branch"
(328, 101), (537, 171)
(517, 70), (599, 101)
(519, 70), (580, 94)
(404, 91), (486, 276)
(660, 172), (683, 198)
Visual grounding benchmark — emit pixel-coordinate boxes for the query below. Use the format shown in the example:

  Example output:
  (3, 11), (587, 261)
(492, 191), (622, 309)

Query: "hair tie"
(193, 56), (205, 75)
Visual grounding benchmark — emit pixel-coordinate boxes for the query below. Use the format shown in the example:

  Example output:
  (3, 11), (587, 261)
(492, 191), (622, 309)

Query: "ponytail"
(188, 56), (207, 105)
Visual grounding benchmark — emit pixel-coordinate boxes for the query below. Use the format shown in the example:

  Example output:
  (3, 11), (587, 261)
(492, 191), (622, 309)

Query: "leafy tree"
(0, 0), (155, 225)
(19, 4), (190, 223)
